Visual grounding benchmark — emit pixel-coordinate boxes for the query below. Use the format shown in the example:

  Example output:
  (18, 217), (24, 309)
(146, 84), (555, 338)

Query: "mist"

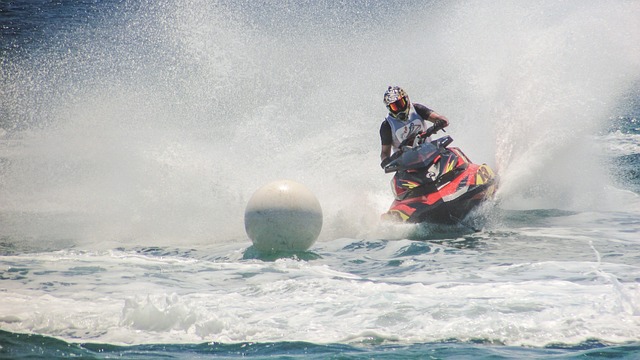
(1, 0), (639, 247)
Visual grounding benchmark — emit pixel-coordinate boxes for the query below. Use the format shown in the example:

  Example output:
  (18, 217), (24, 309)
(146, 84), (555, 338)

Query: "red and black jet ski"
(381, 124), (497, 224)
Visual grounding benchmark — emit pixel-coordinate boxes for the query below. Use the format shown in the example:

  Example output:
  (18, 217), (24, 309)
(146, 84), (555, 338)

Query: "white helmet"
(383, 86), (410, 121)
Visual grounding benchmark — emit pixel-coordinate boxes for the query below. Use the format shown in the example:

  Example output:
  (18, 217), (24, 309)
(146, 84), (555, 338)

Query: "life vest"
(385, 105), (427, 151)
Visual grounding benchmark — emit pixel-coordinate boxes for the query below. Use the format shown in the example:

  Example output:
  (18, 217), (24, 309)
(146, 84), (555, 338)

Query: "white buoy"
(244, 180), (323, 253)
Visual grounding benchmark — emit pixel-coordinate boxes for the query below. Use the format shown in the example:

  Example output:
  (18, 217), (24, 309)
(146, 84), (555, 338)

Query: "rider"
(379, 86), (450, 168)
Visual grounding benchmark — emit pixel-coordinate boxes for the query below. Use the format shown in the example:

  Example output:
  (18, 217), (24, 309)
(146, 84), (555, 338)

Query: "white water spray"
(1, 1), (639, 248)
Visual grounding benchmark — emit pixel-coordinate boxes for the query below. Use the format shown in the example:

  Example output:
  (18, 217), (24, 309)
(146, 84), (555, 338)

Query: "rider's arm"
(414, 103), (449, 128)
(381, 145), (392, 162)
(380, 121), (393, 165)
(427, 111), (449, 127)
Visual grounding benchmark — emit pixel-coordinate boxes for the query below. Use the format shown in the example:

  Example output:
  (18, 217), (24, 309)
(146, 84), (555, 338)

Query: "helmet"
(383, 86), (410, 121)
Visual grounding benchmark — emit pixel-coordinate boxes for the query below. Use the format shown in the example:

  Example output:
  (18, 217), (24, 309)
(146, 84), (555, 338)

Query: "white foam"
(1, 247), (639, 346)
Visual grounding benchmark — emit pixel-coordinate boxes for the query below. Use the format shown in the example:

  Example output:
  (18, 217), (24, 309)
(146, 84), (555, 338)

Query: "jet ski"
(381, 124), (497, 225)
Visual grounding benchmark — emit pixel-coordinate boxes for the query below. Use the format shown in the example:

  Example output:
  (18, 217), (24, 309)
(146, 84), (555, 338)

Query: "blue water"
(2, 1), (640, 359)
(3, 329), (640, 360)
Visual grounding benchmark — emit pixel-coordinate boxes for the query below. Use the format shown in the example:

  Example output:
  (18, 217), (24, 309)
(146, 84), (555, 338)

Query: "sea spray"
(1, 1), (639, 248)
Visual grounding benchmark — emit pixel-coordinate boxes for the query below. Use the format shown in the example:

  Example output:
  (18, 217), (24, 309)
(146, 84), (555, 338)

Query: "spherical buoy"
(244, 180), (323, 253)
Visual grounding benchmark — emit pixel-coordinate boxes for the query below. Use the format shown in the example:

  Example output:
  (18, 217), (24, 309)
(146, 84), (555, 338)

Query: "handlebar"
(397, 123), (446, 149)
(383, 123), (447, 173)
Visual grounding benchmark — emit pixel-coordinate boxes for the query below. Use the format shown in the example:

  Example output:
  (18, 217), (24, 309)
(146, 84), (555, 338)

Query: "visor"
(388, 97), (408, 113)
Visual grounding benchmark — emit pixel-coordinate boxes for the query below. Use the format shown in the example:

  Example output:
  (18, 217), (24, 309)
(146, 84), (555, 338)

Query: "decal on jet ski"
(475, 165), (494, 185)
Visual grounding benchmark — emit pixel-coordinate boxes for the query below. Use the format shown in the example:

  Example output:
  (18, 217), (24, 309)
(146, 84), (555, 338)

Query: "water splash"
(1, 1), (639, 248)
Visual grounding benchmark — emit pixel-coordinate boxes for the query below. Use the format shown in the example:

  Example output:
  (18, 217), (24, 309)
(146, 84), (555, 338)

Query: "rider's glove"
(434, 119), (448, 129)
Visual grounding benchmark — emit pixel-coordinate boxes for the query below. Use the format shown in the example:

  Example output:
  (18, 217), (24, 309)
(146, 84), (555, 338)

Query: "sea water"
(1, 1), (640, 359)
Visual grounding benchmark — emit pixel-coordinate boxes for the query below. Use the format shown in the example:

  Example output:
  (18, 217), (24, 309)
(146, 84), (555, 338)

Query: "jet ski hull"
(382, 127), (498, 225)
(383, 159), (497, 224)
